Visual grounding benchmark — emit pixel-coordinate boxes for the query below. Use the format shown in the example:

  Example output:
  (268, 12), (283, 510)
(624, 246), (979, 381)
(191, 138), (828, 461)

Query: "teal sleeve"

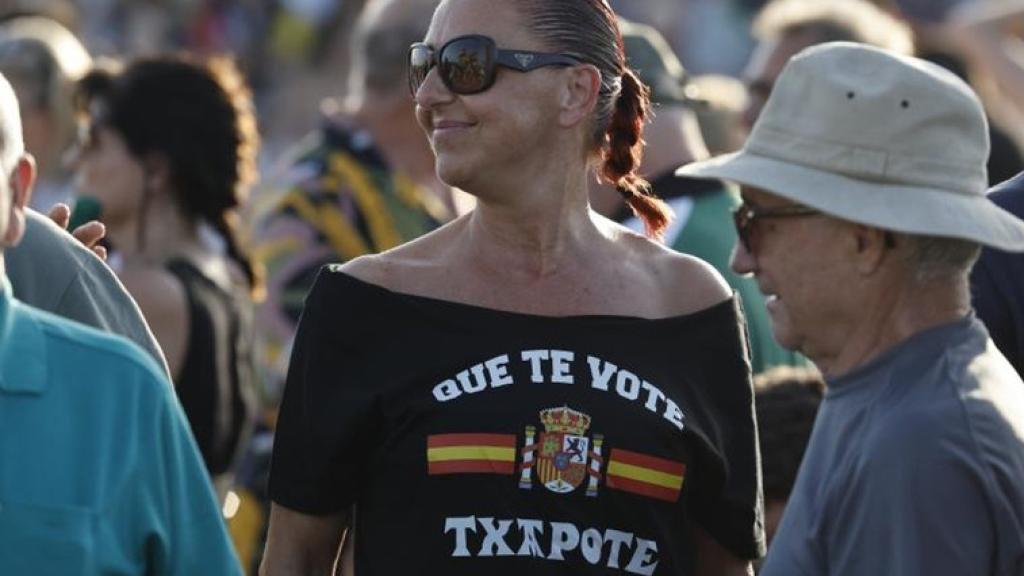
(143, 377), (244, 575)
(671, 190), (808, 374)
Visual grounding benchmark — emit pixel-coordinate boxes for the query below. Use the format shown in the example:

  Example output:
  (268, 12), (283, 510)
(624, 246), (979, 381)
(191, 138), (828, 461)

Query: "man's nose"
(730, 240), (757, 276)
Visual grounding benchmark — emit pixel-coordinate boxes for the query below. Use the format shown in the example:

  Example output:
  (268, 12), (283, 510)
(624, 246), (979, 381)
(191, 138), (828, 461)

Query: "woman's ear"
(558, 64), (602, 128)
(142, 153), (170, 192)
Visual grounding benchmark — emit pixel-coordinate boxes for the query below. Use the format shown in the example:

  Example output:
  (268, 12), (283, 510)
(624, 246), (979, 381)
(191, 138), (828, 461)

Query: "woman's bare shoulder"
(119, 264), (188, 315)
(615, 229), (732, 317)
(657, 250), (733, 314)
(118, 264), (189, 377)
(338, 217), (467, 291)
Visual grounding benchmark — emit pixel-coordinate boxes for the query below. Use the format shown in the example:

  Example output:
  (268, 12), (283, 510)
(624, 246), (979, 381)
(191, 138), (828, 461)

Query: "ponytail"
(600, 69), (673, 240)
(211, 210), (265, 302)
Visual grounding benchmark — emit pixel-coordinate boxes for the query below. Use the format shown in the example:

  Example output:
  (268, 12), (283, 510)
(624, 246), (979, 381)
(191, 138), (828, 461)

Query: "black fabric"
(270, 267), (765, 574)
(972, 171), (1024, 378)
(166, 259), (256, 477)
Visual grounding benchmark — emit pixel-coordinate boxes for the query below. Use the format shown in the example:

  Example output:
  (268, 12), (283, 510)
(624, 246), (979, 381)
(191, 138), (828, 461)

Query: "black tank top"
(166, 258), (256, 477)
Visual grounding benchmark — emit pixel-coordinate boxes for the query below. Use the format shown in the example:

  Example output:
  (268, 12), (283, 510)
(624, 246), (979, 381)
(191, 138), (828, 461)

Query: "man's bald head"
(347, 0), (440, 103)
(0, 72), (24, 175)
(0, 72), (34, 249)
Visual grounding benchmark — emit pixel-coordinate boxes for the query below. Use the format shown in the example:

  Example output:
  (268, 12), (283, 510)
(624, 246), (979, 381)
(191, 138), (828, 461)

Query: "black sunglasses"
(732, 202), (821, 253)
(408, 34), (582, 96)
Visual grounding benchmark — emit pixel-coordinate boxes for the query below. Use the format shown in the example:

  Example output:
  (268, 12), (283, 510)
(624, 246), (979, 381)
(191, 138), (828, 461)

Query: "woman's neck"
(106, 194), (203, 265)
(461, 168), (603, 280)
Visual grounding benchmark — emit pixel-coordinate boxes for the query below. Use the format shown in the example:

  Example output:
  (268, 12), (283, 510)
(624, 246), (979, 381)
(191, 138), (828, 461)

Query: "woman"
(72, 55), (260, 493)
(262, 0), (763, 574)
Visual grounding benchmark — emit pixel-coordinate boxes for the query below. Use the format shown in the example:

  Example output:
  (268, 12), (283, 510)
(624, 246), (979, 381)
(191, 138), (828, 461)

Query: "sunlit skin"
(414, 0), (578, 204)
(729, 187), (861, 369)
(730, 186), (974, 378)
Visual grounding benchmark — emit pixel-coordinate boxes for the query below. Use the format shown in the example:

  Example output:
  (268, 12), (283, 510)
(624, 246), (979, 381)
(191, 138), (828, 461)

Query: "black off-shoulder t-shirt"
(269, 266), (765, 575)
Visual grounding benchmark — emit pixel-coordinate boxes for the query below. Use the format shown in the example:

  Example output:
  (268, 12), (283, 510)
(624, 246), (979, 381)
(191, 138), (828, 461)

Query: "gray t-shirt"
(7, 209), (169, 376)
(761, 315), (1024, 576)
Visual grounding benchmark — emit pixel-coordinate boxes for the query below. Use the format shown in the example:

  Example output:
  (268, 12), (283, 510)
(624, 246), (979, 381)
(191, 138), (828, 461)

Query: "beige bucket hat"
(676, 41), (1024, 251)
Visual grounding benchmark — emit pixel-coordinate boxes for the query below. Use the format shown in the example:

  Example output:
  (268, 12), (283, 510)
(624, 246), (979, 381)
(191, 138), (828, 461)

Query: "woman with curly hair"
(73, 55), (261, 494)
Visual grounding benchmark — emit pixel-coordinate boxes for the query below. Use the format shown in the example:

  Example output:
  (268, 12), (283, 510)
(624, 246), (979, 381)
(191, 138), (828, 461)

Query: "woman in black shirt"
(263, 0), (764, 574)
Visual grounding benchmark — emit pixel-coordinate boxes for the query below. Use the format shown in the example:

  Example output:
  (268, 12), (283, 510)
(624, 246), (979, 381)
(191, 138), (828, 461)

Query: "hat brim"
(676, 150), (1024, 252)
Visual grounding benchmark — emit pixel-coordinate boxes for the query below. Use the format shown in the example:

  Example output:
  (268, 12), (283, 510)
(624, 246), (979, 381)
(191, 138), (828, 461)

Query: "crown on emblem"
(540, 406), (591, 435)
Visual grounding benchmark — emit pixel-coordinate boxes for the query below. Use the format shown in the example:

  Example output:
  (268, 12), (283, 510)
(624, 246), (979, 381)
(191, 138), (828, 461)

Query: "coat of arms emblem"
(519, 406), (603, 495)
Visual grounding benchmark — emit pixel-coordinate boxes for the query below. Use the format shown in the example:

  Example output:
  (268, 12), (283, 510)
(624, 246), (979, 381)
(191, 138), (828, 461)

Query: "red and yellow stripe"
(427, 433), (517, 475)
(606, 448), (686, 502)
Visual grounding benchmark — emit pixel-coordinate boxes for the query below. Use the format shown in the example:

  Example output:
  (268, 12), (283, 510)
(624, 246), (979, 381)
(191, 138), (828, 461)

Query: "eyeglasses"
(732, 202), (821, 253)
(408, 34), (582, 96)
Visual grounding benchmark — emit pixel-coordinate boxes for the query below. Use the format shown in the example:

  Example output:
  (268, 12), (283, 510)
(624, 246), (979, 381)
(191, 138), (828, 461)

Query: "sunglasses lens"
(439, 37), (493, 94)
(408, 45), (433, 95)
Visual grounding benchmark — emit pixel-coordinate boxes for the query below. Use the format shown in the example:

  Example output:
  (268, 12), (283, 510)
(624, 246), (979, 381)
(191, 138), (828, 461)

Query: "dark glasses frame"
(408, 34), (582, 96)
(732, 202), (821, 253)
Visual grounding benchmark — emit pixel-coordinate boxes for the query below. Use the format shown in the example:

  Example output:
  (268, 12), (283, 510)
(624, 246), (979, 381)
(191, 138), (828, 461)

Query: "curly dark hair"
(75, 54), (263, 297)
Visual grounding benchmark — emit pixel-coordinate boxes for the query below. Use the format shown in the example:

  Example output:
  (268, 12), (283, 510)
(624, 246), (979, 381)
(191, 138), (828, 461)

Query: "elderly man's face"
(730, 187), (855, 357)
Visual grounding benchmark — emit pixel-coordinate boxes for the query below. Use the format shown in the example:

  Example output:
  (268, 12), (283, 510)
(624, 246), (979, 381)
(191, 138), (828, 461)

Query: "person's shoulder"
(657, 250), (733, 314)
(988, 171), (1024, 215)
(8, 209), (117, 306)
(25, 302), (167, 387)
(861, 382), (979, 474)
(612, 223), (733, 317)
(13, 208), (93, 264)
(120, 264), (187, 314)
(339, 217), (467, 289)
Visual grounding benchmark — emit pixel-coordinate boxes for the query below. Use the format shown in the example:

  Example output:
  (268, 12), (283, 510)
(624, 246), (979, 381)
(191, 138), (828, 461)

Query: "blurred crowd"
(2, 0), (1024, 573)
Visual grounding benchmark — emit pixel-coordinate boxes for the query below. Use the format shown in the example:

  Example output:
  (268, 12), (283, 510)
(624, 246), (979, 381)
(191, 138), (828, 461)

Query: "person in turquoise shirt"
(0, 72), (241, 575)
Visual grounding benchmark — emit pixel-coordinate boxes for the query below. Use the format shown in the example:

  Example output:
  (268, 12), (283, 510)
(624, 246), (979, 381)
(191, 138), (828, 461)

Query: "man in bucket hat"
(678, 42), (1024, 575)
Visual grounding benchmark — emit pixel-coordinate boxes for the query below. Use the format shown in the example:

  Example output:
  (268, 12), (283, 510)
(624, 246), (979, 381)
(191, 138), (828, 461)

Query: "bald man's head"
(347, 0), (439, 103)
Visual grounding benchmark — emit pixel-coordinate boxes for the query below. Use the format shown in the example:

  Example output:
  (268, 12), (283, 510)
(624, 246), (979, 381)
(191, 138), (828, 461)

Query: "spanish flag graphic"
(427, 433), (518, 475)
(606, 448), (686, 502)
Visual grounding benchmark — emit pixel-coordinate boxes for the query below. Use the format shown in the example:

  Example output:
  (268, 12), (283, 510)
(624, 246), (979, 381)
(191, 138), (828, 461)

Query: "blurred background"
(6, 0), (1024, 573)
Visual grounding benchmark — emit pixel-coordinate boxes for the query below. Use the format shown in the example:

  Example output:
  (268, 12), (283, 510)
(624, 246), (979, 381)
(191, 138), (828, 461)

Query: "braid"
(211, 210), (265, 302)
(600, 69), (673, 240)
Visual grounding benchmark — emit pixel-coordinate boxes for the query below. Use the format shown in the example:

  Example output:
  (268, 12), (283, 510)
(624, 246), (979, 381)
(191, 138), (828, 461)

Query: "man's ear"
(558, 64), (602, 128)
(850, 223), (890, 275)
(3, 153), (37, 246)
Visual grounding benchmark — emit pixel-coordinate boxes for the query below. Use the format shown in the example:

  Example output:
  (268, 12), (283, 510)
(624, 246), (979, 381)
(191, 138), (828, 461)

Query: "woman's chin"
(435, 158), (474, 191)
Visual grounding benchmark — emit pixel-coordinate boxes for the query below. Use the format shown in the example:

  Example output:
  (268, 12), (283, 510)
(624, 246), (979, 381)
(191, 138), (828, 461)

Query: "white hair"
(901, 234), (981, 283)
(345, 0), (439, 106)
